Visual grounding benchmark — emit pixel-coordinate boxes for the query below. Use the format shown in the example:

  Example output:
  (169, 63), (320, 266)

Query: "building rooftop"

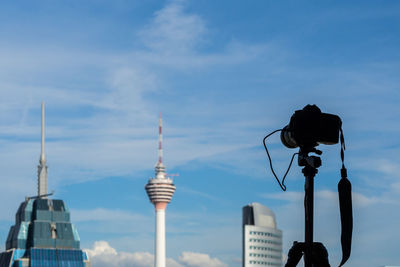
(243, 202), (277, 229)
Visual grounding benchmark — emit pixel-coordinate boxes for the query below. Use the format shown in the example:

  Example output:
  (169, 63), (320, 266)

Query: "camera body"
(280, 105), (342, 148)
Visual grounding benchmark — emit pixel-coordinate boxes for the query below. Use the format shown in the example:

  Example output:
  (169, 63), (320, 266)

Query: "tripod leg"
(285, 242), (304, 267)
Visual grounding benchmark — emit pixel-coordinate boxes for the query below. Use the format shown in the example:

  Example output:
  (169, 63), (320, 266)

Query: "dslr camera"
(280, 104), (342, 149)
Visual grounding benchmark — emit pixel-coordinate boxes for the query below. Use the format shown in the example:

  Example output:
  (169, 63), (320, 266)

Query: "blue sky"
(0, 0), (399, 266)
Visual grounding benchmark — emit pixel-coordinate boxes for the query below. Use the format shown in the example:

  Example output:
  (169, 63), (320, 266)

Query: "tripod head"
(298, 146), (322, 169)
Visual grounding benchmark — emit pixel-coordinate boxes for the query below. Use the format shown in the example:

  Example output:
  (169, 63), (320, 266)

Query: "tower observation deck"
(145, 114), (176, 267)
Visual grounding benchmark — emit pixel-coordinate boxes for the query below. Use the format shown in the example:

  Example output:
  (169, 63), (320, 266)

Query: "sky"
(0, 0), (399, 266)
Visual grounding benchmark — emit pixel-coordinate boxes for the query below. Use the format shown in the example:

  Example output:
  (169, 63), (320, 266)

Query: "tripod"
(285, 147), (330, 267)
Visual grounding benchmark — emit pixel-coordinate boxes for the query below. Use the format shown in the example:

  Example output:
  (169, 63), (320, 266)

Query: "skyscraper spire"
(37, 102), (48, 197)
(40, 102), (46, 164)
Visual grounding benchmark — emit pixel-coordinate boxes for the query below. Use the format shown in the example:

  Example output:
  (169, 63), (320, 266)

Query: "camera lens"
(280, 126), (298, 148)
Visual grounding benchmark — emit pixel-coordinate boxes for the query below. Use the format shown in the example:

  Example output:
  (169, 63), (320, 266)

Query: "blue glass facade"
(30, 248), (85, 267)
(0, 198), (91, 267)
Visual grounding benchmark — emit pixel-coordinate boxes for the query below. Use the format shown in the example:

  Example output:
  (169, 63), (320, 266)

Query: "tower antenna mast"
(158, 112), (163, 165)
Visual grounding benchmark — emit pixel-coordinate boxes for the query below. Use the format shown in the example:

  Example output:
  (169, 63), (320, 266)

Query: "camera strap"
(338, 127), (352, 266)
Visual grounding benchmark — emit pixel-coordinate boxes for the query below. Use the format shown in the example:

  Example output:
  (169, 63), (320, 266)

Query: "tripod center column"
(303, 165), (318, 267)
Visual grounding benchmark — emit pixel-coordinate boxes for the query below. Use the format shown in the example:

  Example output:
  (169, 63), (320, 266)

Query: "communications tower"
(145, 114), (176, 267)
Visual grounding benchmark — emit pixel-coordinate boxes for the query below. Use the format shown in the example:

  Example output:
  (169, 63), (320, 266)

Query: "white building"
(242, 203), (282, 267)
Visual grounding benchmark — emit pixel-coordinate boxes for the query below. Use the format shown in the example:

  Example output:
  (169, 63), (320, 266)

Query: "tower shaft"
(155, 209), (166, 267)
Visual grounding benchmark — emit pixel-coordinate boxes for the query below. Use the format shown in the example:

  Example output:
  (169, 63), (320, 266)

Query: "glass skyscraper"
(0, 103), (90, 266)
(242, 202), (283, 267)
(0, 198), (91, 266)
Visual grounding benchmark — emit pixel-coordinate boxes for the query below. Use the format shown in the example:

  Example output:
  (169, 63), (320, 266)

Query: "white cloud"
(86, 241), (227, 267)
(87, 241), (118, 257)
(179, 252), (228, 267)
(86, 241), (160, 267)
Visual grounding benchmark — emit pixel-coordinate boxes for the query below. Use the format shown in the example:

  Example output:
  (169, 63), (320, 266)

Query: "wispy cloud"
(178, 186), (220, 201)
(138, 0), (206, 54)
(0, 0), (273, 194)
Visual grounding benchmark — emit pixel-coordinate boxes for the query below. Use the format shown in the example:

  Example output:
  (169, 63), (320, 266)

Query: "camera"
(264, 104), (352, 267)
(280, 105), (342, 148)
